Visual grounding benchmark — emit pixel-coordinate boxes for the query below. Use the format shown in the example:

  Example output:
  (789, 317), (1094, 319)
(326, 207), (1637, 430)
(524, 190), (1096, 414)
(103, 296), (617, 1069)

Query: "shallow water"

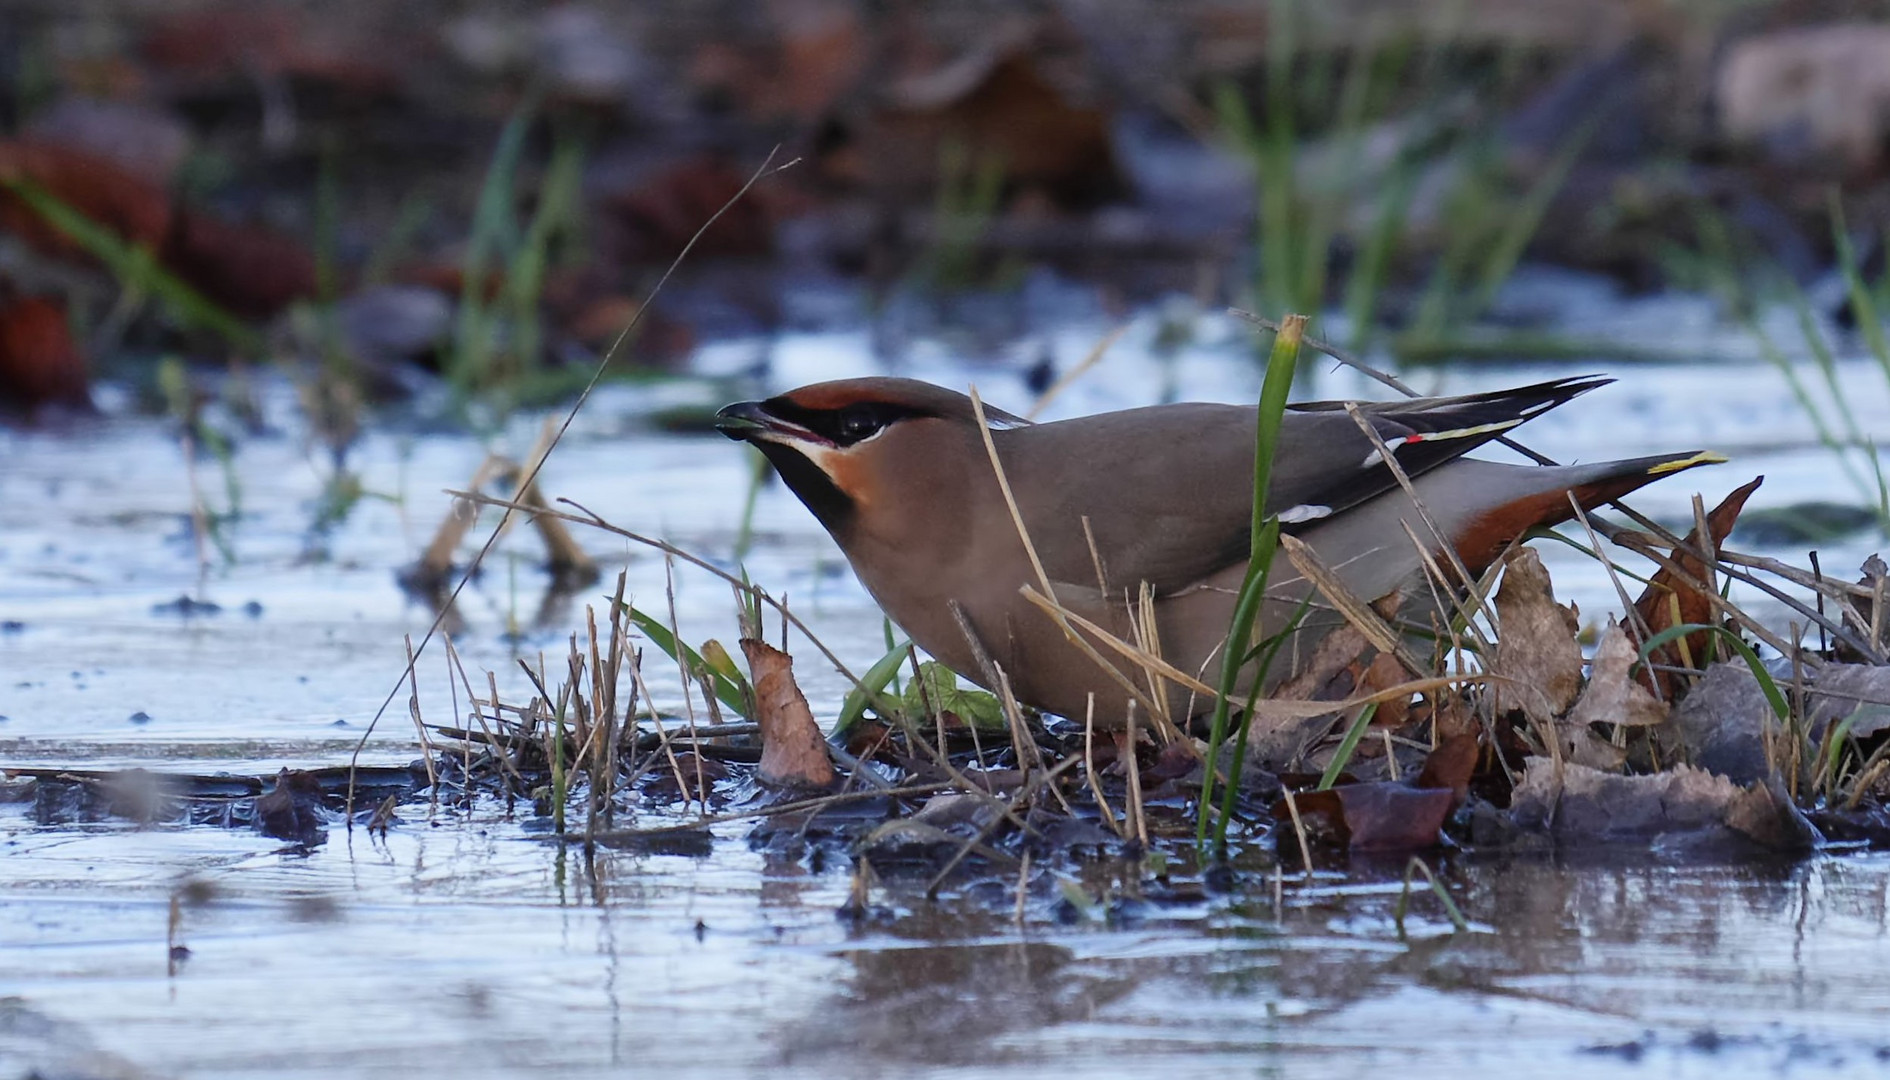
(4, 297), (1890, 1077)
(6, 817), (1890, 1078)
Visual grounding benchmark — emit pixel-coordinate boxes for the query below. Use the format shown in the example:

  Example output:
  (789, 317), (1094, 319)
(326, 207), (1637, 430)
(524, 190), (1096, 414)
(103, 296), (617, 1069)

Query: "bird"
(715, 375), (1722, 729)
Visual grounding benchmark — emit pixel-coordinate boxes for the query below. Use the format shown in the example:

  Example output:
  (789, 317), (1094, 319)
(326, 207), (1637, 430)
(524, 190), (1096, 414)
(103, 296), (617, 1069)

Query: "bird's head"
(715, 377), (1025, 536)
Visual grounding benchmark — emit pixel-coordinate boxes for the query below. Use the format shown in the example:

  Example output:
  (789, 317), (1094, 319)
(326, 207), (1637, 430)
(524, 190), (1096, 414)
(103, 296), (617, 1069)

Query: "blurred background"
(5, 0), (1890, 679)
(4, 0), (1890, 424)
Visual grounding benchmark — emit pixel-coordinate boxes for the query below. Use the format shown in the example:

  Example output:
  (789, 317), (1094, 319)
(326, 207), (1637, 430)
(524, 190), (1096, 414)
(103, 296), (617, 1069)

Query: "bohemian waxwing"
(716, 376), (1722, 727)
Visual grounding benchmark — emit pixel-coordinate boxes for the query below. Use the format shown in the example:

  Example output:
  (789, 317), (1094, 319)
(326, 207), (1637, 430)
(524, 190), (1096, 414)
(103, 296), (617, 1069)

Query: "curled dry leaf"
(1491, 547), (1583, 723)
(1565, 621), (1669, 730)
(1631, 476), (1762, 694)
(740, 638), (836, 789)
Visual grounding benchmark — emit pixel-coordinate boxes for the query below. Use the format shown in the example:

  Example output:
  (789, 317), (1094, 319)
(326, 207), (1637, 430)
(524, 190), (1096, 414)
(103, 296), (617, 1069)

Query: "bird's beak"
(714, 400), (824, 446)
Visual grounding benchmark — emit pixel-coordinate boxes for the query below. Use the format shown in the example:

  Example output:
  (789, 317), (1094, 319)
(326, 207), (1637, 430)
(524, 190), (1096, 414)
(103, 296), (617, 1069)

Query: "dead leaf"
(0, 139), (172, 257)
(1509, 757), (1819, 851)
(741, 638), (836, 789)
(1662, 660), (1775, 784)
(1631, 477), (1762, 694)
(1415, 733), (1479, 803)
(253, 768), (327, 843)
(0, 139), (316, 318)
(162, 209), (319, 319)
(1491, 548), (1583, 723)
(1274, 782), (1454, 852)
(838, 49), (1120, 208)
(0, 293), (88, 412)
(1565, 621), (1669, 729)
(1358, 652), (1413, 727)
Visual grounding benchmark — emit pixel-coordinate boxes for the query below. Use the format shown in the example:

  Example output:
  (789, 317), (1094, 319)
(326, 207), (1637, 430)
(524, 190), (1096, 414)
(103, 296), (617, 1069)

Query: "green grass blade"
(1830, 191), (1890, 384)
(1635, 623), (1787, 721)
(622, 602), (751, 719)
(834, 637), (915, 738)
(451, 96), (537, 393)
(3, 177), (260, 351)
(1197, 313), (1305, 850)
(1317, 702), (1380, 790)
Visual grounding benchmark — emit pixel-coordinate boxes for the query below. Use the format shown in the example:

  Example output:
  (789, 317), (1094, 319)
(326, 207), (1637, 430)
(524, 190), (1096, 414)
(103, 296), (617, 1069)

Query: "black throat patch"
(754, 441), (855, 534)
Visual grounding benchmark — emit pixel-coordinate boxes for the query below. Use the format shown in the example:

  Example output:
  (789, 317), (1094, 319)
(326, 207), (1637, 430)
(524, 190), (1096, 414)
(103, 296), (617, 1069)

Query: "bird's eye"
(836, 406), (883, 443)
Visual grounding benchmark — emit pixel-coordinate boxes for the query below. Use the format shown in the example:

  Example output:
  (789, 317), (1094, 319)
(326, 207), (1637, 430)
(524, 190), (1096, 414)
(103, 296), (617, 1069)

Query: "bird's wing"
(997, 376), (1607, 596)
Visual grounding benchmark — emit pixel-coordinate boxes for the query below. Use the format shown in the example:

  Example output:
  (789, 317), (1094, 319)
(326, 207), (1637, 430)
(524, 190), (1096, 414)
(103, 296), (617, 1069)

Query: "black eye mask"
(762, 398), (930, 447)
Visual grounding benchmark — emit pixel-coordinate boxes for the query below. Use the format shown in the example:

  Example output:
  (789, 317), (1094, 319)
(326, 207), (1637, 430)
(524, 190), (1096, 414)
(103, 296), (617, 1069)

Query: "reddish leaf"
(741, 638), (836, 789)
(1415, 733), (1480, 803)
(0, 139), (173, 257)
(0, 139), (316, 319)
(1273, 782), (1454, 852)
(1632, 477), (1763, 693)
(0, 293), (88, 412)
(836, 50), (1120, 208)
(163, 210), (319, 319)
(606, 157), (778, 262)
(1141, 738), (1200, 783)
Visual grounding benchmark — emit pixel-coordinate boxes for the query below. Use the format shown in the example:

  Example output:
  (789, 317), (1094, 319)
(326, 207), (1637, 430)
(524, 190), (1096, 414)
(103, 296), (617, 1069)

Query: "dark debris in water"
(7, 762), (422, 845)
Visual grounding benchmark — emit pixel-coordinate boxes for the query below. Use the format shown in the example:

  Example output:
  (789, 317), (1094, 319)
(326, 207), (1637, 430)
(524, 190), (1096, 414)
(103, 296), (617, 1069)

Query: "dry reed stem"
(1277, 533), (1428, 676)
(1124, 703), (1148, 848)
(1082, 693), (1126, 839)
(1019, 585), (1214, 709)
(1014, 849), (1032, 928)
(1280, 787), (1315, 880)
(622, 643), (693, 815)
(403, 634), (440, 821)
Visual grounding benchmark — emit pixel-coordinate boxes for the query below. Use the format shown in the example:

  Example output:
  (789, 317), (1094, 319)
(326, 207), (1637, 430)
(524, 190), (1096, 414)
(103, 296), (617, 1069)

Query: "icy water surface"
(5, 304), (1890, 1077)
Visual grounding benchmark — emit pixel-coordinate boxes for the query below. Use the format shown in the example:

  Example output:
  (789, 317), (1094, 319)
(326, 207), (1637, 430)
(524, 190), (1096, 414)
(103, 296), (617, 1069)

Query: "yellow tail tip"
(1648, 450), (1729, 475)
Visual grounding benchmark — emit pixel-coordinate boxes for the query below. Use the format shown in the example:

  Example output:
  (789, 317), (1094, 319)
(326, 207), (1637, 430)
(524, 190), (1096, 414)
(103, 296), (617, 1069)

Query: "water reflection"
(5, 801), (1890, 1078)
(777, 853), (1890, 1076)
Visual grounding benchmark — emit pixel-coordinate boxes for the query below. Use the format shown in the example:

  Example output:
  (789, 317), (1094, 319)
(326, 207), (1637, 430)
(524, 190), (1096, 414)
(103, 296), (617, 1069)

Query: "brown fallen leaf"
(836, 47), (1120, 208)
(254, 768), (327, 843)
(1631, 476), (1762, 694)
(1415, 732), (1480, 804)
(1509, 758), (1819, 851)
(0, 292), (88, 412)
(1358, 651), (1413, 727)
(1565, 621), (1669, 730)
(0, 139), (172, 257)
(1491, 548), (1583, 724)
(0, 139), (316, 319)
(162, 209), (321, 319)
(1247, 625), (1368, 770)
(1274, 782), (1455, 852)
(741, 638), (836, 789)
